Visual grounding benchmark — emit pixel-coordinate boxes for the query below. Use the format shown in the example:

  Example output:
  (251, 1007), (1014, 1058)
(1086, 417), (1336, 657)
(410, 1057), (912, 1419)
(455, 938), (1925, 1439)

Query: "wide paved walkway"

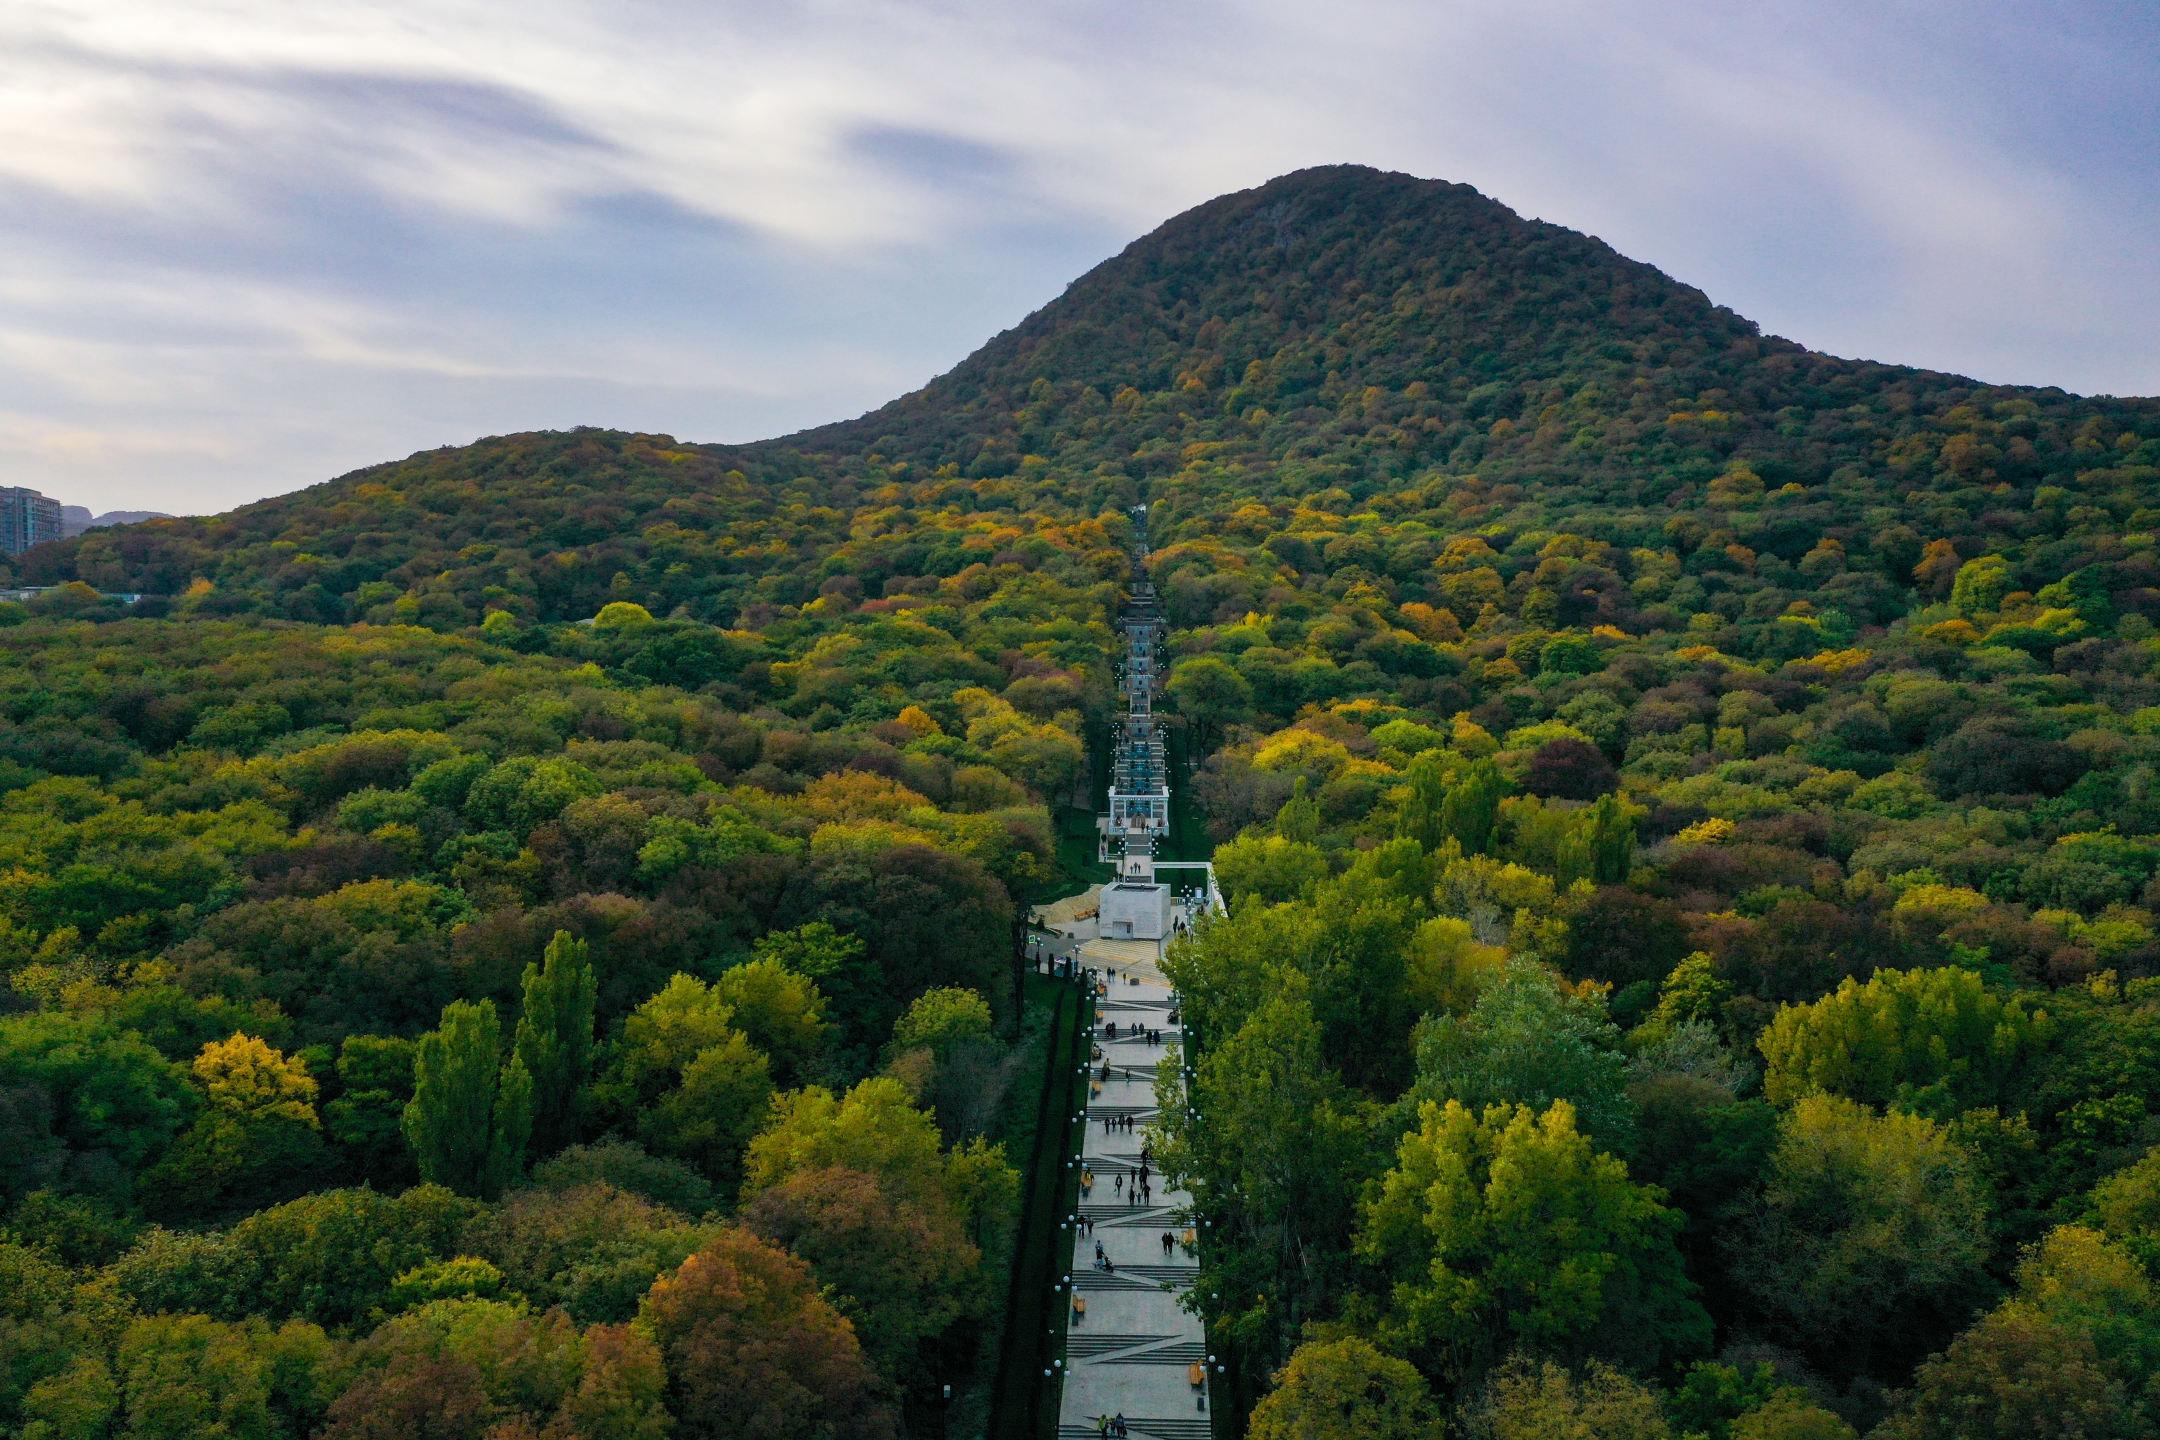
(1056, 974), (1210, 1440)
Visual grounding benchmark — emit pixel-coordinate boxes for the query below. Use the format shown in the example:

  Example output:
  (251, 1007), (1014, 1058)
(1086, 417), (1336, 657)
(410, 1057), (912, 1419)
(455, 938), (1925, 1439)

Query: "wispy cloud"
(1, 0), (2153, 512)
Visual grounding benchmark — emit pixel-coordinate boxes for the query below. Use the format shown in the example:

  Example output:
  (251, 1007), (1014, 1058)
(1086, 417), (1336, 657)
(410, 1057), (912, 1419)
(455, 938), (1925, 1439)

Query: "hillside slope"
(21, 164), (2159, 632)
(11, 166), (2160, 1436)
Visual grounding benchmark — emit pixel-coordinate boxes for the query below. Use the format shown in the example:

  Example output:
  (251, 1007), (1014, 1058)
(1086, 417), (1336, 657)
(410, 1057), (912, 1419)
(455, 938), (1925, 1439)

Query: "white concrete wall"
(1098, 882), (1173, 941)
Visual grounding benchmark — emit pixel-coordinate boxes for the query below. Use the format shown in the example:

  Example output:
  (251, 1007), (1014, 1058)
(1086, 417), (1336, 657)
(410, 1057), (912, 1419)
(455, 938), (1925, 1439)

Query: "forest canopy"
(4, 165), (2160, 1440)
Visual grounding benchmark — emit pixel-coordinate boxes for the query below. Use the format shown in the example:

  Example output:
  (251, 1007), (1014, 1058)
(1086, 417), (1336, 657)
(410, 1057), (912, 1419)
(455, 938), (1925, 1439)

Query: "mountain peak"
(785, 163), (1782, 481)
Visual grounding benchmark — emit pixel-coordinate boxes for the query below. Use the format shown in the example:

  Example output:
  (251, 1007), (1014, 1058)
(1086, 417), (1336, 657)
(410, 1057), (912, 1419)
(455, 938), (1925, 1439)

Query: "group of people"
(1072, 984), (1189, 1440)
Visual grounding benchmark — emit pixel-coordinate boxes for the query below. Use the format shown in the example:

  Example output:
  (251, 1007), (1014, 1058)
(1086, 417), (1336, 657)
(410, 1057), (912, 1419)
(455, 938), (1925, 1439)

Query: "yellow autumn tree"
(194, 1032), (319, 1127)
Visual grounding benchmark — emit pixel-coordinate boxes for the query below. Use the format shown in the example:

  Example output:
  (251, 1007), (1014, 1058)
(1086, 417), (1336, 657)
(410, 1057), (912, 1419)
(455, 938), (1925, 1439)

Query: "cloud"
(0, 0), (2153, 511)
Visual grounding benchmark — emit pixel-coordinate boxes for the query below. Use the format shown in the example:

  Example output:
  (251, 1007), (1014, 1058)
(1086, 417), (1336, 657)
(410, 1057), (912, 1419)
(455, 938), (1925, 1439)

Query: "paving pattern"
(1055, 972), (1210, 1440)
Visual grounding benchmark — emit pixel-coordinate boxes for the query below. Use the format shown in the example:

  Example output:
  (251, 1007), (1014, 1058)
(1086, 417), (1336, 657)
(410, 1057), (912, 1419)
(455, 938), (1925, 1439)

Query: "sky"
(4, 1), (2156, 516)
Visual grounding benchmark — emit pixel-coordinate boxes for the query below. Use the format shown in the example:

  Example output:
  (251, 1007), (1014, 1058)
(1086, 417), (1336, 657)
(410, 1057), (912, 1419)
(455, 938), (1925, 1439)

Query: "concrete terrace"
(1056, 973), (1210, 1440)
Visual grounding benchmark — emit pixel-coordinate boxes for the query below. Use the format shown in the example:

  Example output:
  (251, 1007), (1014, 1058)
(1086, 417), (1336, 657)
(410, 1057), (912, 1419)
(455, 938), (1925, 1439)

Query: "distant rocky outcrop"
(60, 506), (174, 538)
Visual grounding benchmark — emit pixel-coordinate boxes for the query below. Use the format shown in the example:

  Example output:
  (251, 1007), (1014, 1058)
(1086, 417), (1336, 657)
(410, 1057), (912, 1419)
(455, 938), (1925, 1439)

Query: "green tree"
(0, 1011), (193, 1178)
(411, 752), (493, 811)
(1875, 1226), (2158, 1440)
(743, 1165), (981, 1388)
(1393, 749), (1451, 854)
(1635, 952), (1730, 1041)
(888, 987), (994, 1061)
(325, 1035), (417, 1188)
(1666, 1360), (1849, 1440)
(386, 1255), (513, 1311)
(1359, 1098), (1707, 1382)
(1163, 850), (1428, 1094)
(1441, 758), (1510, 855)
(323, 1296), (669, 1440)
(1721, 1094), (1991, 1375)
(1160, 893), (1309, 1046)
(1, 1239), (75, 1319)
(514, 929), (598, 1157)
(1154, 975), (1373, 1369)
(114, 1312), (333, 1440)
(596, 975), (741, 1109)
(1758, 966), (2053, 1114)
(1475, 1356), (1673, 1439)
(141, 1032), (329, 1222)
(593, 601), (656, 629)
(1951, 554), (2015, 616)
(1541, 632), (1604, 675)
(709, 959), (828, 1086)
(107, 1183), (484, 1328)
(464, 1180), (719, 1324)
(1556, 791), (1637, 888)
(1409, 959), (1634, 1151)
(752, 921), (867, 981)
(528, 1138), (715, 1215)
(1731, 1396), (1856, 1440)
(1274, 776), (1323, 843)
(5, 1189), (140, 1268)
(464, 755), (603, 836)
(1211, 833), (1331, 907)
(1246, 1337), (1442, 1440)
(1168, 655), (1254, 753)
(590, 975), (775, 1190)
(403, 1000), (533, 1200)
(20, 1354), (120, 1440)
(742, 1077), (953, 1210)
(2088, 1143), (2160, 1270)
(637, 1032), (773, 1192)
(1555, 690), (1628, 756)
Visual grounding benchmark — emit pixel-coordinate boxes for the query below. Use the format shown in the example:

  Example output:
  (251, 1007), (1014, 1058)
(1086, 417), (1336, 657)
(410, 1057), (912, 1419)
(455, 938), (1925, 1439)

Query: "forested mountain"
(23, 165), (2160, 635)
(4, 165), (2160, 1439)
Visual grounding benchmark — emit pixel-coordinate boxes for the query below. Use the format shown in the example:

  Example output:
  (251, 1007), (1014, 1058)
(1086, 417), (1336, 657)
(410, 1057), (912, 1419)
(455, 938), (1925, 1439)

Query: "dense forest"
(5, 164), (2160, 1439)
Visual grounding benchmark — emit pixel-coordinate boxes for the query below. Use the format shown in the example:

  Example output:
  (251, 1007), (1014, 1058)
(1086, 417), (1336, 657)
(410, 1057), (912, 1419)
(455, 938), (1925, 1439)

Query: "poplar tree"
(402, 999), (533, 1199)
(1441, 758), (1509, 855)
(514, 929), (597, 1157)
(1556, 791), (1637, 888)
(1394, 749), (1451, 853)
